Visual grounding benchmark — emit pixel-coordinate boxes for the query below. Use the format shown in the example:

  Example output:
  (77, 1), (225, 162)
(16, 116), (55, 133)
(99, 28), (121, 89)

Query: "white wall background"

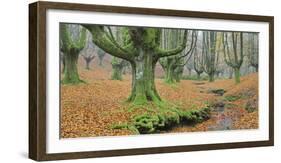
(0, 0), (279, 162)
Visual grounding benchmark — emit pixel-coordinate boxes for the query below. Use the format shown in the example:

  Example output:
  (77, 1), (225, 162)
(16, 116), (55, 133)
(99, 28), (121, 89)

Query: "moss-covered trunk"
(174, 73), (181, 82)
(208, 72), (215, 82)
(234, 67), (241, 84)
(164, 65), (175, 84)
(174, 67), (183, 83)
(111, 65), (123, 80)
(196, 73), (201, 80)
(128, 50), (161, 105)
(62, 52), (81, 84)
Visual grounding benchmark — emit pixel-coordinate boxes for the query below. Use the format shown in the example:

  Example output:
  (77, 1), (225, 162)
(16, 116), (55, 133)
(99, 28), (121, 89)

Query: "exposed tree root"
(112, 103), (211, 134)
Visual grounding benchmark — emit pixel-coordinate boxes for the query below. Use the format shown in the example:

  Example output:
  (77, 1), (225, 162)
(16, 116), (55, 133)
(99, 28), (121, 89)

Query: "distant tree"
(111, 57), (127, 80)
(160, 29), (197, 83)
(108, 27), (129, 80)
(60, 52), (65, 73)
(80, 32), (96, 70)
(222, 32), (244, 84)
(193, 46), (204, 79)
(228, 67), (233, 79)
(247, 33), (259, 72)
(60, 24), (86, 84)
(186, 63), (193, 76)
(97, 48), (106, 66)
(81, 54), (95, 70)
(202, 31), (220, 82)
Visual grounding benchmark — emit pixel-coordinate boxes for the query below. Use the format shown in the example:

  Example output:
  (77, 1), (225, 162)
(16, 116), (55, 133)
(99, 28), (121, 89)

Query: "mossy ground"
(112, 101), (210, 134)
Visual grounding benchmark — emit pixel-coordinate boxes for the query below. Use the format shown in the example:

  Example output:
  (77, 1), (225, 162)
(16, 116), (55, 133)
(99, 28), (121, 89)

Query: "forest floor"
(60, 59), (258, 138)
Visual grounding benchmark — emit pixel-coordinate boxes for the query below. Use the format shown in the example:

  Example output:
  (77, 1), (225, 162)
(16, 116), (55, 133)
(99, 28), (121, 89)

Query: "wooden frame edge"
(29, 2), (39, 160)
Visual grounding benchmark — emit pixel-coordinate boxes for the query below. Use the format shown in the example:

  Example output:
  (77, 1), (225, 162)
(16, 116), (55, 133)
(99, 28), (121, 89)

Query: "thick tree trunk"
(196, 73), (201, 80)
(174, 67), (183, 83)
(229, 69), (233, 79)
(164, 65), (175, 84)
(175, 73), (181, 82)
(208, 72), (215, 82)
(234, 67), (241, 84)
(127, 50), (161, 105)
(188, 68), (192, 76)
(111, 65), (123, 80)
(62, 53), (81, 84)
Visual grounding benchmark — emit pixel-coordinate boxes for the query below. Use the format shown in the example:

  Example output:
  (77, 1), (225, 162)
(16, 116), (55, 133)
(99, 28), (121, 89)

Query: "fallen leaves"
(60, 57), (259, 138)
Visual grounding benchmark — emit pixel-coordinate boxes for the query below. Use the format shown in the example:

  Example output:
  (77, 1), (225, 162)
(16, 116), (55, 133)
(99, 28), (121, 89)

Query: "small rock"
(209, 88), (226, 96)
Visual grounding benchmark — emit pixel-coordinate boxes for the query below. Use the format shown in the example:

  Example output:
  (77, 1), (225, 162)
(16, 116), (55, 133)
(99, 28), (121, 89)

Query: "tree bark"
(196, 73), (201, 80)
(164, 65), (175, 84)
(188, 68), (192, 76)
(111, 65), (123, 80)
(62, 51), (81, 84)
(234, 67), (241, 84)
(208, 72), (215, 82)
(127, 50), (161, 105)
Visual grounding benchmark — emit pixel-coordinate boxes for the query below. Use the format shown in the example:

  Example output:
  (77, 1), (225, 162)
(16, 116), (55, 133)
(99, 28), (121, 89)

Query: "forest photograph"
(59, 23), (259, 138)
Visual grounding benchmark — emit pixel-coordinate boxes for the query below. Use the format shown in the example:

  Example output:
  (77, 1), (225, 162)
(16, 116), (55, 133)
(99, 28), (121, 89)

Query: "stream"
(208, 102), (234, 131)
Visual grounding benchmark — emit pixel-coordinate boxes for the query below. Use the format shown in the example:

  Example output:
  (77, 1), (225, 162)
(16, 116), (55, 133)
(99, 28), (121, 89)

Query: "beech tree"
(247, 33), (259, 72)
(83, 25), (187, 104)
(109, 27), (128, 80)
(81, 54), (95, 70)
(60, 52), (65, 73)
(202, 31), (220, 82)
(111, 57), (127, 80)
(159, 29), (197, 84)
(81, 32), (95, 70)
(222, 32), (244, 84)
(193, 46), (204, 79)
(60, 24), (86, 84)
(97, 48), (106, 66)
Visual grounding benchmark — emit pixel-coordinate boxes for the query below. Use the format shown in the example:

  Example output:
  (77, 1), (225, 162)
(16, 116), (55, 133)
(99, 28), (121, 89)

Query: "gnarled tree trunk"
(62, 50), (81, 84)
(127, 50), (161, 104)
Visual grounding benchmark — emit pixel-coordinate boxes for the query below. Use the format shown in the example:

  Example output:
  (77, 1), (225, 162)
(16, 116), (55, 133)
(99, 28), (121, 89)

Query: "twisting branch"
(175, 31), (198, 67)
(176, 31), (197, 61)
(82, 25), (135, 62)
(222, 32), (244, 69)
(202, 31), (219, 82)
(222, 31), (244, 83)
(193, 46), (204, 76)
(155, 30), (188, 58)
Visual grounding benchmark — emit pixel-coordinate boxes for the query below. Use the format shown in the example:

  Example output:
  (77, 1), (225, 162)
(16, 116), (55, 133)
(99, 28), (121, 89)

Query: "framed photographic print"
(29, 1), (274, 161)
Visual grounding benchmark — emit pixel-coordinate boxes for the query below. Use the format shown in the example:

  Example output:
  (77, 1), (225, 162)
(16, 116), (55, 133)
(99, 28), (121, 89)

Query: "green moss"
(122, 106), (211, 134)
(61, 78), (85, 85)
(111, 123), (139, 134)
(60, 24), (87, 84)
(132, 94), (148, 106)
(181, 75), (208, 81)
(245, 99), (257, 113)
(143, 28), (161, 50)
(224, 95), (241, 102)
(111, 57), (124, 80)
